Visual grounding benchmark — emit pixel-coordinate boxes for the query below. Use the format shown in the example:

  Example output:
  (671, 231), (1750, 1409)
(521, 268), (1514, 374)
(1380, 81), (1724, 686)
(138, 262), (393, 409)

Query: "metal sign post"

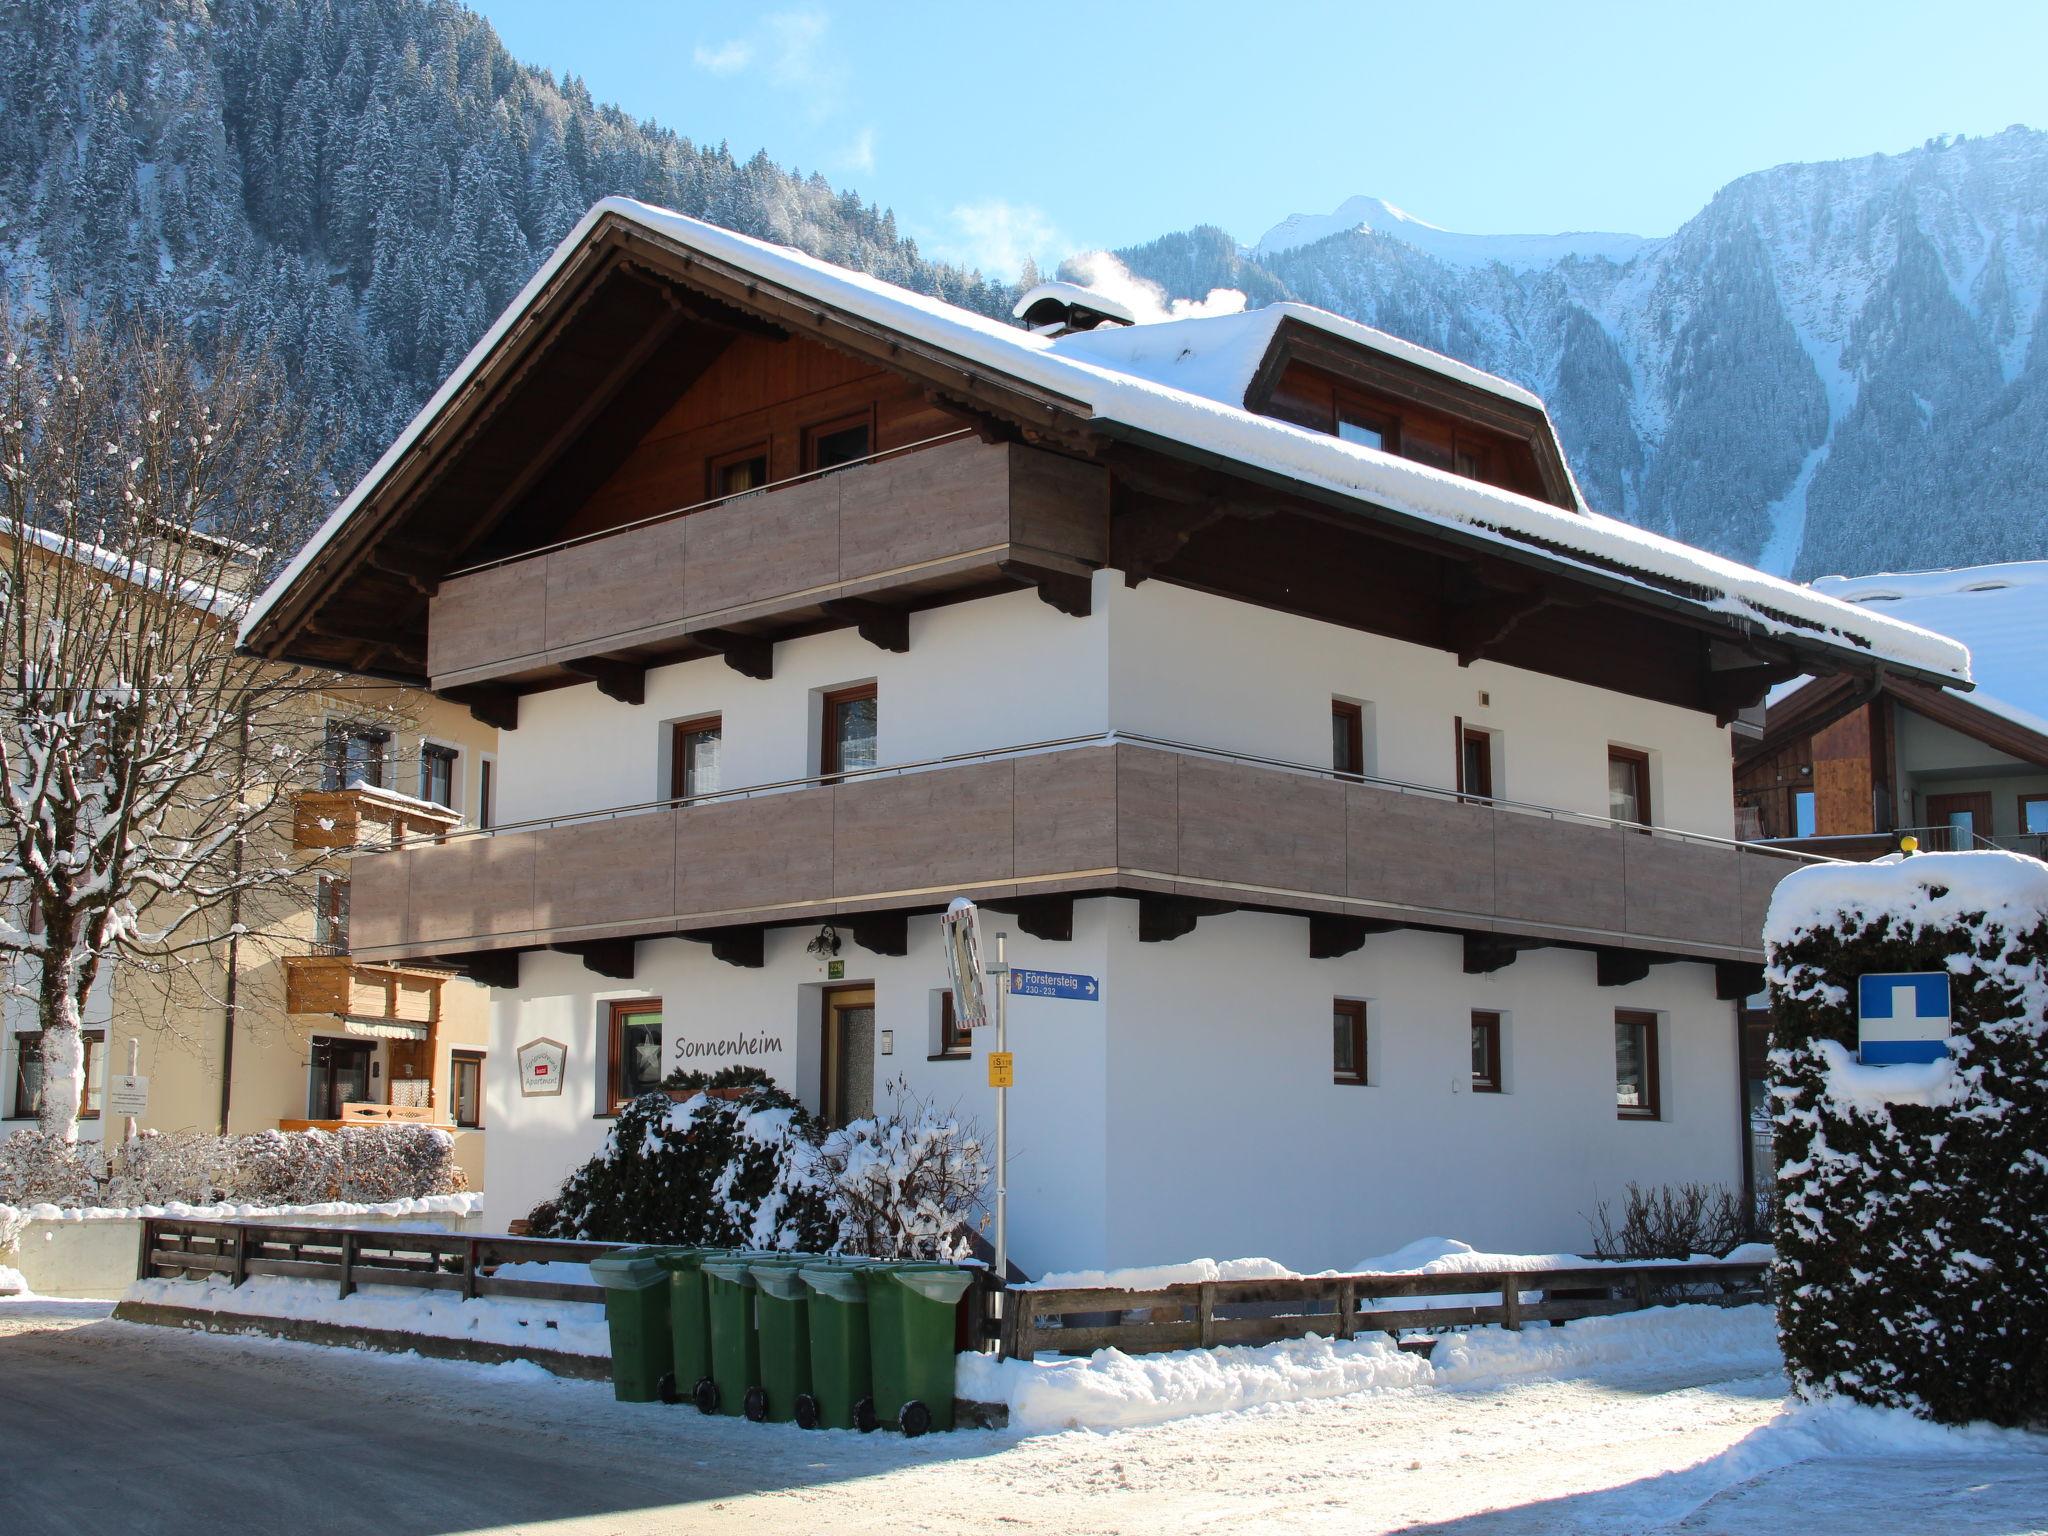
(991, 929), (1010, 1300)
(122, 1038), (140, 1143)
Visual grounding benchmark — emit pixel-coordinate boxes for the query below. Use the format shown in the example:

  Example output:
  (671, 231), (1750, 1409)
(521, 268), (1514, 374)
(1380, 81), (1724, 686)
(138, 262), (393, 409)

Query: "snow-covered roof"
(241, 198), (1973, 689)
(1012, 280), (1139, 328)
(1806, 562), (2048, 735)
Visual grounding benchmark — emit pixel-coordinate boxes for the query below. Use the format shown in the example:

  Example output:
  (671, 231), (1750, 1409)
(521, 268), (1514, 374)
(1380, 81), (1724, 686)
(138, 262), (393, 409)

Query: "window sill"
(1471, 1084), (1502, 1095)
(1332, 1076), (1369, 1087)
(1617, 1110), (1660, 1122)
(927, 1052), (971, 1063)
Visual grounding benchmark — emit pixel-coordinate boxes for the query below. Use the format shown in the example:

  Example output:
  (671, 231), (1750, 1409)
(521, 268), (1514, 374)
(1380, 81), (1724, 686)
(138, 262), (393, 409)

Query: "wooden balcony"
(282, 953), (447, 1026)
(294, 785), (461, 851)
(424, 437), (1109, 692)
(346, 741), (1808, 970)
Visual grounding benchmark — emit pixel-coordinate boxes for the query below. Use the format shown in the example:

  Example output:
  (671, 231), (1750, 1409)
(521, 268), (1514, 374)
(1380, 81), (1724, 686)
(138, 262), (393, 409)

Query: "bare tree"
(0, 309), (338, 1140)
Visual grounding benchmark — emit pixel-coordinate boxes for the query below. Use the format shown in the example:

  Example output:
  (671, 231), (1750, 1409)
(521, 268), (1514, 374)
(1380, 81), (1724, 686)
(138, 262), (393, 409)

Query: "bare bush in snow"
(0, 1128), (98, 1205)
(1587, 1181), (1750, 1260)
(804, 1079), (989, 1261)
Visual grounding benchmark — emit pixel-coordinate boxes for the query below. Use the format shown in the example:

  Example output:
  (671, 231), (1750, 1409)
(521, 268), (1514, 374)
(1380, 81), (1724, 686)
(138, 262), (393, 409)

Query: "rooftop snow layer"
(241, 199), (1972, 689)
(1809, 561), (2048, 734)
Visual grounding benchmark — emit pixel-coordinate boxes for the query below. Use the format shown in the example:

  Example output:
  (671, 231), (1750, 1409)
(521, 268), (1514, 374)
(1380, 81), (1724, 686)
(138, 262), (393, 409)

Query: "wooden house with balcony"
(238, 199), (1970, 1272)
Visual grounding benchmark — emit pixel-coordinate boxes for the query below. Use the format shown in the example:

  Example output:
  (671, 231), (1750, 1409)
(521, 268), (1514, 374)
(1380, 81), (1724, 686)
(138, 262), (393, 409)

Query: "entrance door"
(1925, 791), (1994, 850)
(820, 986), (876, 1128)
(310, 1038), (373, 1120)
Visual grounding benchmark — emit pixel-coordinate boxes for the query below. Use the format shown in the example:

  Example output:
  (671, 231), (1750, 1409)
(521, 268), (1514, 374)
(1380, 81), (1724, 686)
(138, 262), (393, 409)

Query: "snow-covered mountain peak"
(1250, 193), (1655, 271)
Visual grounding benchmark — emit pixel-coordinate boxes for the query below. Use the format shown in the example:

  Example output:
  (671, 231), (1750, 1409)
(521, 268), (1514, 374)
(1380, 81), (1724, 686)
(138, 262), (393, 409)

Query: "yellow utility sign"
(987, 1051), (1014, 1088)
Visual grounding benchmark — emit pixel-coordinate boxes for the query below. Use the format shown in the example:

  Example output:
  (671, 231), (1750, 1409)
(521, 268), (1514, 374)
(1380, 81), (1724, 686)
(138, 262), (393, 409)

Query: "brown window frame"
(605, 999), (665, 1116)
(1333, 998), (1368, 1085)
(2020, 791), (2048, 838)
(1456, 718), (1494, 800)
(707, 441), (771, 500)
(12, 1029), (108, 1121)
(1332, 699), (1365, 779)
(420, 742), (458, 810)
(1334, 395), (1398, 455)
(1470, 1010), (1503, 1094)
(1615, 1009), (1661, 1120)
(932, 990), (971, 1060)
(451, 1049), (485, 1130)
(477, 758), (494, 830)
(820, 682), (879, 779)
(801, 408), (876, 474)
(1607, 745), (1652, 828)
(323, 721), (390, 791)
(669, 715), (724, 802)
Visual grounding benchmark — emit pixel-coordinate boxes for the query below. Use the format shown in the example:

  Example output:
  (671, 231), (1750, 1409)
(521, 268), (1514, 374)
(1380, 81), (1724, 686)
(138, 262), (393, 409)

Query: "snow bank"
(1763, 847), (2048, 951)
(125, 1271), (608, 1356)
(0, 1264), (25, 1295)
(1025, 1256), (1298, 1291)
(1, 1192), (482, 1225)
(961, 1303), (1778, 1432)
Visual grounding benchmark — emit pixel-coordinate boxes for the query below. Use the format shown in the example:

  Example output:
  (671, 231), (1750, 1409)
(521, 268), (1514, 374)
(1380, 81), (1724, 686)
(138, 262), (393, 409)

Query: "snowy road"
(3, 1302), (2043, 1535)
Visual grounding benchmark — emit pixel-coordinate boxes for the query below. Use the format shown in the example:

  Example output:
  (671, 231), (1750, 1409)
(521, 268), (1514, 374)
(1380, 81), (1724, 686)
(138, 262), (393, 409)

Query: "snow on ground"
(1, 1191), (483, 1223)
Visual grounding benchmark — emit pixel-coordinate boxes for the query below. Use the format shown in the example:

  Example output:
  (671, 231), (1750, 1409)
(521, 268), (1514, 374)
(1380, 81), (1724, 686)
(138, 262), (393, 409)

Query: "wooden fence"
(136, 1218), (616, 1304)
(996, 1261), (1770, 1360)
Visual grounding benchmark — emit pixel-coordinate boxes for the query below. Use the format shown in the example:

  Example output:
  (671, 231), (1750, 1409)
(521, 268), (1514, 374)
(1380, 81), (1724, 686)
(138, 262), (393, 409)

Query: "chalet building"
(1738, 563), (2048, 860)
(239, 200), (1967, 1272)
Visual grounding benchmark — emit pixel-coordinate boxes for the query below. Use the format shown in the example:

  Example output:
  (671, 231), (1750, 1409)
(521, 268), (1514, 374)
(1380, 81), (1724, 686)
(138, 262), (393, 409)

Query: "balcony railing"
(294, 784), (460, 851)
(346, 733), (1821, 967)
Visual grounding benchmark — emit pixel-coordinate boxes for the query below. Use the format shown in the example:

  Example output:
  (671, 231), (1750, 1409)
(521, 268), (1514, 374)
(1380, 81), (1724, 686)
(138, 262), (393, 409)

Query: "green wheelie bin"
(749, 1259), (815, 1425)
(798, 1261), (878, 1432)
(661, 1248), (719, 1408)
(697, 1253), (760, 1416)
(588, 1246), (679, 1403)
(862, 1261), (978, 1435)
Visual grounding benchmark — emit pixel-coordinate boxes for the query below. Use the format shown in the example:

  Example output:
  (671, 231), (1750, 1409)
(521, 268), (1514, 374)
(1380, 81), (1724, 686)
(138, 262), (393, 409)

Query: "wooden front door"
(821, 985), (876, 1128)
(1925, 791), (1994, 850)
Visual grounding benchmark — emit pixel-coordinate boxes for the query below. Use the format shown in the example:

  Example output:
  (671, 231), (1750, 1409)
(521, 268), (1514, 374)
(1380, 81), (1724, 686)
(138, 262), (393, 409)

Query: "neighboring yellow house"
(3, 683), (499, 1190)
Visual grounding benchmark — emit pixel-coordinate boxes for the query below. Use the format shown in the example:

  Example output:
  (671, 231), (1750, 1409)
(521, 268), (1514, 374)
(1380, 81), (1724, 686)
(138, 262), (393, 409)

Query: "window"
(670, 716), (723, 801)
(932, 990), (971, 1059)
(821, 683), (878, 778)
(1792, 789), (1817, 838)
(1457, 722), (1494, 800)
(804, 412), (872, 472)
(314, 875), (350, 953)
(451, 1050), (485, 1129)
(1470, 1010), (1502, 1093)
(478, 758), (494, 830)
(1332, 700), (1365, 779)
(323, 722), (390, 791)
(420, 743), (458, 809)
(1333, 999), (1368, 1085)
(309, 1037), (372, 1120)
(709, 443), (770, 498)
(1336, 403), (1393, 453)
(1607, 747), (1651, 827)
(1616, 1009), (1660, 1119)
(14, 1030), (109, 1120)
(2023, 793), (2048, 837)
(606, 1000), (665, 1113)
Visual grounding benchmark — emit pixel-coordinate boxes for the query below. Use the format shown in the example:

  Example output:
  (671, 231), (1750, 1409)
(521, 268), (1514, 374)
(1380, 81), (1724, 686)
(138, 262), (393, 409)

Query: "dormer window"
(1336, 405), (1393, 453)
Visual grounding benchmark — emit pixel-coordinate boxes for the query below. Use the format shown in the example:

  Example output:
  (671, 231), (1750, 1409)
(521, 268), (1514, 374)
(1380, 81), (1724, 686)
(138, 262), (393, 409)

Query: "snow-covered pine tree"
(0, 308), (335, 1141)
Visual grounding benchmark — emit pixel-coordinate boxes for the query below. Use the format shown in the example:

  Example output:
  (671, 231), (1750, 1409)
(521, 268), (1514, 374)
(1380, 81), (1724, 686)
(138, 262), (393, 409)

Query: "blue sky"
(474, 0), (2047, 280)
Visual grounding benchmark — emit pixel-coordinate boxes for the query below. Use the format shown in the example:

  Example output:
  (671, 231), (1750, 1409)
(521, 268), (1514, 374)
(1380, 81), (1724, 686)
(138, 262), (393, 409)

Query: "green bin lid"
(883, 1265), (977, 1305)
(700, 1255), (761, 1285)
(587, 1246), (672, 1289)
(750, 1263), (812, 1299)
(797, 1264), (871, 1304)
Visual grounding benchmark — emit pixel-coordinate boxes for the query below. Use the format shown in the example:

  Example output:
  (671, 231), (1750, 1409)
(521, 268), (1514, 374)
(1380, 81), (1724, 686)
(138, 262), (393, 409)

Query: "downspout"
(217, 695), (251, 1134)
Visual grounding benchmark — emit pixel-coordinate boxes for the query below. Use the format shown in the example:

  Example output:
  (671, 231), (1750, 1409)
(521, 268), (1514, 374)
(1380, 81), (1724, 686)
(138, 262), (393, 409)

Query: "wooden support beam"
(998, 559), (1092, 617)
(988, 894), (1075, 942)
(849, 912), (909, 957)
(365, 542), (447, 597)
(552, 939), (636, 979)
(1138, 894), (1234, 943)
(821, 599), (911, 654)
(448, 950), (521, 989)
(1308, 914), (1399, 959)
(1705, 662), (1803, 726)
(695, 630), (774, 680)
(1716, 961), (1767, 1003)
(1461, 933), (1547, 975)
(563, 656), (647, 706)
(436, 686), (518, 732)
(1595, 948), (1655, 988)
(682, 926), (766, 968)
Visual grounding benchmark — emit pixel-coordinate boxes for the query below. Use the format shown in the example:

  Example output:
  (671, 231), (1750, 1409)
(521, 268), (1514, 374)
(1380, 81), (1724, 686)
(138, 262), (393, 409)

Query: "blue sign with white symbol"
(1857, 972), (1952, 1065)
(1008, 968), (1101, 1002)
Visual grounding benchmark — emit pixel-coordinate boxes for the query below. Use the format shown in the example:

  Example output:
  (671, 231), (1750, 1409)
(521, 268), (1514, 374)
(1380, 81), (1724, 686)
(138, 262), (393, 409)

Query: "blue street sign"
(1009, 968), (1101, 1002)
(1857, 972), (1952, 1065)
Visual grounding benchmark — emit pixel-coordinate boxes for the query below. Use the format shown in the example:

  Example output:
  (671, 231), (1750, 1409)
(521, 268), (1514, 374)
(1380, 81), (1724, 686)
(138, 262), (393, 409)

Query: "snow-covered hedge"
(0, 1125), (466, 1210)
(527, 1081), (988, 1259)
(1763, 850), (2048, 1429)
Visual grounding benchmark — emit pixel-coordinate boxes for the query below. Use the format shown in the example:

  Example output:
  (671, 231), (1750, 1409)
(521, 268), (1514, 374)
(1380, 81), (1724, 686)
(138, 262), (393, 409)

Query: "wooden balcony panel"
(1114, 746), (1180, 872)
(294, 787), (459, 851)
(531, 812), (679, 935)
(1009, 446), (1113, 564)
(1175, 756), (1347, 896)
(542, 514), (689, 653)
(283, 954), (444, 1023)
(346, 852), (412, 953)
(1012, 747), (1118, 878)
(675, 786), (837, 916)
(833, 761), (1016, 898)
(1622, 834), (1743, 948)
(1346, 786), (1496, 915)
(836, 437), (1010, 573)
(1491, 811), (1627, 933)
(684, 473), (842, 617)
(427, 559), (548, 679)
(404, 834), (536, 947)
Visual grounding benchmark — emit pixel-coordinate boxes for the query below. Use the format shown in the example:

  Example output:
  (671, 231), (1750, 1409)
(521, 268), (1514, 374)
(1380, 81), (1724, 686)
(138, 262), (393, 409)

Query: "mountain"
(0, 0), (1013, 492)
(1113, 130), (2048, 579)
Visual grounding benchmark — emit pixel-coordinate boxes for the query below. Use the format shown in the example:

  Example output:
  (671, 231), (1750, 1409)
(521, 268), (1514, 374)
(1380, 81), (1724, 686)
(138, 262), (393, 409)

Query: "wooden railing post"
(1197, 1282), (1217, 1348)
(338, 1231), (356, 1300)
(136, 1217), (156, 1283)
(462, 1238), (481, 1301)
(1500, 1271), (1523, 1332)
(230, 1225), (250, 1288)
(1335, 1278), (1355, 1341)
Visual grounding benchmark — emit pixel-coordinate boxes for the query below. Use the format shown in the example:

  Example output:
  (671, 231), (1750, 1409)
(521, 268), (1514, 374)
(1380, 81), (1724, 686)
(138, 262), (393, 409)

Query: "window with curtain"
(607, 1001), (665, 1113)
(821, 685), (878, 777)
